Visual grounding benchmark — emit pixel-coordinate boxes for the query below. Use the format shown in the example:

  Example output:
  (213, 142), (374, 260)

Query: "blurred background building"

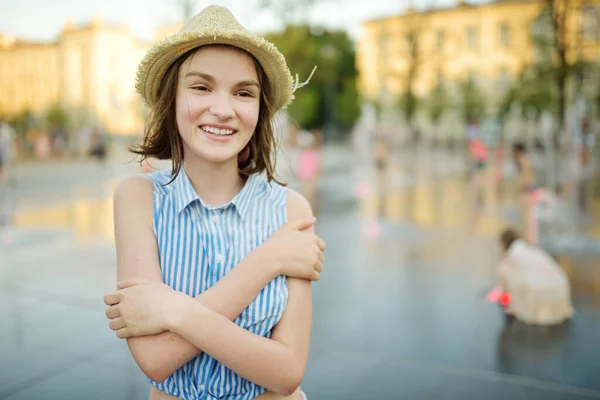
(0, 18), (147, 136)
(0, 0), (598, 154)
(358, 0), (600, 146)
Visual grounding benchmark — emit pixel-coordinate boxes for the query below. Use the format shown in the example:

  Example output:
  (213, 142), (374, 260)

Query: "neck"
(183, 158), (245, 207)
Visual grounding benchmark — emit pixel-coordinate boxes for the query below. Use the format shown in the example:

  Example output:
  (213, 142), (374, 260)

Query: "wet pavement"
(0, 145), (599, 400)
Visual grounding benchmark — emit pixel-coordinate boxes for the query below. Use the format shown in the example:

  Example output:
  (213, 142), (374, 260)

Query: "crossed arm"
(109, 175), (315, 395)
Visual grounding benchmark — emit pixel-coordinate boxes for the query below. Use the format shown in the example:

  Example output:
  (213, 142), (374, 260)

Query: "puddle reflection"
(11, 183), (117, 244)
(356, 165), (600, 303)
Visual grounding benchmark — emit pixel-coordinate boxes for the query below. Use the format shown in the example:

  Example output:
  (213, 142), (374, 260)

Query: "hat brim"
(136, 32), (293, 112)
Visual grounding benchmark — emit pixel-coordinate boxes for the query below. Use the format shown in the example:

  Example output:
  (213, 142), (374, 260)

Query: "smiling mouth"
(200, 125), (236, 136)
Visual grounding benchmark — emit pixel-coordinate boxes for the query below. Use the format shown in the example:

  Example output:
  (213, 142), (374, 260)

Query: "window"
(499, 22), (510, 48)
(583, 7), (599, 42)
(466, 26), (479, 50)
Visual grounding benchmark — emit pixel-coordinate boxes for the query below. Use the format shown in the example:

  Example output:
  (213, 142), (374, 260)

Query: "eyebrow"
(184, 71), (260, 89)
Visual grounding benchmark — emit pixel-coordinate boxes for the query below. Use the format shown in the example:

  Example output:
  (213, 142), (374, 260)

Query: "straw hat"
(135, 5), (298, 112)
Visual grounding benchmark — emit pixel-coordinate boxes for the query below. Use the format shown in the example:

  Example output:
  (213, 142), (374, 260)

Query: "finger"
(318, 252), (325, 263)
(117, 277), (150, 289)
(103, 293), (120, 306)
(116, 328), (131, 339)
(283, 216), (316, 231)
(310, 271), (321, 281)
(105, 305), (120, 319)
(315, 236), (327, 251)
(315, 260), (324, 273)
(109, 317), (126, 331)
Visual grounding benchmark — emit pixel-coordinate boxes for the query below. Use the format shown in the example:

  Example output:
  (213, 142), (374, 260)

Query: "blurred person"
(493, 134), (505, 200)
(495, 229), (573, 325)
(512, 141), (542, 244)
(102, 6), (325, 400)
(295, 128), (321, 212)
(89, 128), (107, 163)
(359, 130), (389, 237)
(77, 126), (93, 157)
(579, 115), (595, 176)
(372, 131), (389, 209)
(467, 121), (489, 209)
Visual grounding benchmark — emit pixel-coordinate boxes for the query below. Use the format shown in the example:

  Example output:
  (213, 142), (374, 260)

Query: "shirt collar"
(172, 169), (263, 221)
(172, 168), (200, 215)
(230, 174), (262, 221)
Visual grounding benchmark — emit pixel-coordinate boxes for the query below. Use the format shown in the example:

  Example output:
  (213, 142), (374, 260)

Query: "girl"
(103, 6), (325, 400)
(496, 229), (573, 325)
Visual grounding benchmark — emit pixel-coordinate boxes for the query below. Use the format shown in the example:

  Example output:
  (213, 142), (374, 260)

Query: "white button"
(216, 254), (224, 262)
(212, 215), (219, 222)
(199, 384), (205, 391)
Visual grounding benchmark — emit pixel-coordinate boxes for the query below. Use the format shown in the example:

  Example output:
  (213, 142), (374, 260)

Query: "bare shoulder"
(113, 174), (155, 235)
(286, 188), (313, 221)
(113, 174), (154, 205)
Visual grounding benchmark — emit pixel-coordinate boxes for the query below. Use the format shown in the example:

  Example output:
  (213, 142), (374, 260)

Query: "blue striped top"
(147, 168), (289, 400)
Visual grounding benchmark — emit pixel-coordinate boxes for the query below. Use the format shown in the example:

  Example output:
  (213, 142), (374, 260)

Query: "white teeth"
(201, 126), (234, 136)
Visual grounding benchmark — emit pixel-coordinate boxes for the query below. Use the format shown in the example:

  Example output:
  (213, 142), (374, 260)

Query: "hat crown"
(136, 5), (295, 111)
(179, 5), (250, 37)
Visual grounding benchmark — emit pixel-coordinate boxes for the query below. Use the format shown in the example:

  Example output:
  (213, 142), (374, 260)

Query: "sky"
(0, 0), (481, 43)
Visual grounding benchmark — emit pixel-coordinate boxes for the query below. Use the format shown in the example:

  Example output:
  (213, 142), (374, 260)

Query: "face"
(175, 46), (261, 166)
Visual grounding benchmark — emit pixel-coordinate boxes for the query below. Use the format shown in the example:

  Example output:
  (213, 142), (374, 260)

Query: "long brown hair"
(130, 45), (284, 185)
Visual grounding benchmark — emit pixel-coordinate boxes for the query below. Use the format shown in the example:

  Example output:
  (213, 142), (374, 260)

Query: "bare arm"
(166, 189), (315, 395)
(113, 175), (292, 382)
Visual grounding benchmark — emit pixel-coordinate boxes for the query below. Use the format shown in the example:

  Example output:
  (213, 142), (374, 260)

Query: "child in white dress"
(497, 229), (574, 325)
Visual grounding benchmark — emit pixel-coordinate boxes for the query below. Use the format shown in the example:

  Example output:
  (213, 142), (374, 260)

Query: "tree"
(265, 26), (360, 136)
(9, 109), (32, 137)
(396, 29), (420, 128)
(427, 84), (451, 123)
(499, 66), (555, 120)
(45, 103), (69, 133)
(535, 0), (598, 143)
(460, 78), (485, 123)
(387, 2), (438, 141)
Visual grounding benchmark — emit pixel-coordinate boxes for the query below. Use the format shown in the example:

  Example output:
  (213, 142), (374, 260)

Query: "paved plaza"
(1, 145), (599, 400)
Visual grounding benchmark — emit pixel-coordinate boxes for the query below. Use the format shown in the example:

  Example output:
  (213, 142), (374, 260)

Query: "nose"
(208, 92), (235, 120)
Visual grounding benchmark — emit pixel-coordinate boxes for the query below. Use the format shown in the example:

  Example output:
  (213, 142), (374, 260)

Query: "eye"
(236, 91), (254, 98)
(191, 85), (209, 92)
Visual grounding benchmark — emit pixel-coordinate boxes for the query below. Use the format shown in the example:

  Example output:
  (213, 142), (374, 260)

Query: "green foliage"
(265, 25), (360, 135)
(396, 91), (418, 122)
(427, 85), (452, 122)
(336, 77), (361, 130)
(9, 110), (33, 137)
(287, 86), (322, 130)
(460, 79), (485, 122)
(498, 60), (595, 120)
(45, 103), (69, 132)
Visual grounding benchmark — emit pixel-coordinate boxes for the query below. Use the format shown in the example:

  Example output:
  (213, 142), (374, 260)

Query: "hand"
(259, 217), (326, 281)
(103, 278), (189, 338)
